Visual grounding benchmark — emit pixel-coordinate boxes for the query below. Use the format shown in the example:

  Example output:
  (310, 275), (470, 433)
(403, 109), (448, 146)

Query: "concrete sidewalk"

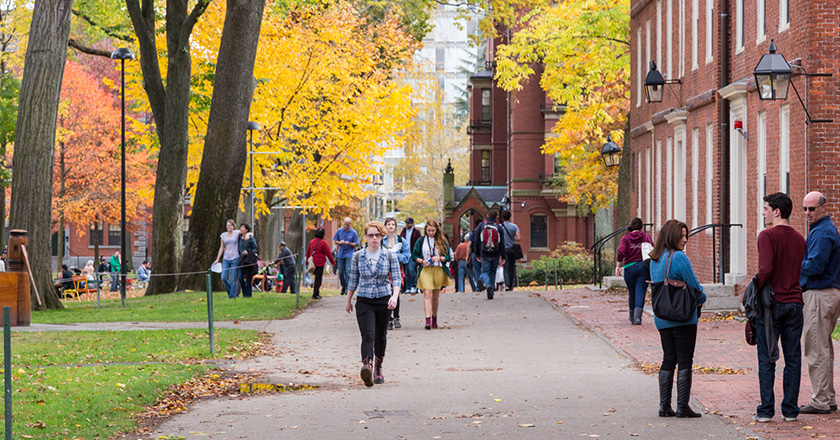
(540, 287), (838, 440)
(137, 290), (751, 440)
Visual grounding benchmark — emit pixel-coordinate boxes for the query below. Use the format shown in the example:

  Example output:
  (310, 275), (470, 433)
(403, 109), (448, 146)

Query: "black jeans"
(504, 249), (517, 289)
(756, 302), (803, 419)
(312, 266), (324, 296)
(659, 324), (697, 371)
(355, 296), (390, 361)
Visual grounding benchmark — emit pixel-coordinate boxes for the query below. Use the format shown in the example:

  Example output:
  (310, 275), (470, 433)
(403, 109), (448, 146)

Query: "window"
(705, 0), (713, 63)
(89, 222), (104, 246)
(691, 0), (698, 69)
(646, 20), (651, 79)
(657, 0), (663, 67)
(780, 105), (790, 194)
(637, 28), (642, 107)
(757, 111), (767, 232)
(480, 150), (491, 184)
(757, 0), (766, 40)
(779, 0), (789, 28)
(666, 136), (673, 219)
(637, 151), (642, 216)
(530, 215), (547, 248)
(646, 143), (652, 223)
(480, 89), (491, 122)
(108, 224), (121, 247)
(674, 132), (686, 222)
(736, 0), (744, 50)
(679, 0), (685, 77)
(656, 141), (662, 229)
(435, 47), (445, 72)
(692, 128), (699, 227)
(666, 0), (672, 78)
(705, 124), (714, 228)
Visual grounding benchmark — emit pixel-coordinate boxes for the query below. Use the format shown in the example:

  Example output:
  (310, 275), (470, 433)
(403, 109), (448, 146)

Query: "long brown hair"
(649, 219), (688, 261)
(423, 219), (448, 255)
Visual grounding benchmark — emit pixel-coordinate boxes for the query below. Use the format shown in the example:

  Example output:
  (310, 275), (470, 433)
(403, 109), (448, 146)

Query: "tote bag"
(306, 239), (321, 273)
(650, 252), (698, 322)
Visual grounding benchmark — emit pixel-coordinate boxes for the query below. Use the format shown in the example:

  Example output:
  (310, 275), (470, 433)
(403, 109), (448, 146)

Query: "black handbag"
(650, 252), (698, 322)
(510, 243), (524, 260)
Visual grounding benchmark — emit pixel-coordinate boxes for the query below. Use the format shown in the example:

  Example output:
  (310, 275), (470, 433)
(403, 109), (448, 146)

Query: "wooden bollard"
(0, 230), (30, 326)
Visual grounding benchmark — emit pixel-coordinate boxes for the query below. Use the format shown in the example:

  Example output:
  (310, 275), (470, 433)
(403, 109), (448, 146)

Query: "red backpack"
(480, 222), (501, 254)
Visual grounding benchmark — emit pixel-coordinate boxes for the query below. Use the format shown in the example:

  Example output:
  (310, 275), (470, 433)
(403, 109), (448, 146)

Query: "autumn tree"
(494, 0), (630, 211)
(54, 61), (154, 271)
(9, 0), (73, 310)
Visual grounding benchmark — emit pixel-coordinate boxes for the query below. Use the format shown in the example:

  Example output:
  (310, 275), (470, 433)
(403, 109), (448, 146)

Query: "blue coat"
(649, 250), (706, 329)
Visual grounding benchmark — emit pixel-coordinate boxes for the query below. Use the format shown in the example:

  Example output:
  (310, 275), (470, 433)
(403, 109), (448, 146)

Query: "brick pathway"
(538, 287), (840, 440)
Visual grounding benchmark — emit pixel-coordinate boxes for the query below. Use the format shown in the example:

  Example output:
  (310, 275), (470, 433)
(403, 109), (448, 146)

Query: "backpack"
(480, 222), (501, 254)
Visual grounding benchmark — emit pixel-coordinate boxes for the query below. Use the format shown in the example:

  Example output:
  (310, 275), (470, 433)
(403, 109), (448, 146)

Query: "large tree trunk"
(614, 115), (632, 245)
(180, 0), (266, 291)
(127, 0), (210, 295)
(9, 0), (73, 310)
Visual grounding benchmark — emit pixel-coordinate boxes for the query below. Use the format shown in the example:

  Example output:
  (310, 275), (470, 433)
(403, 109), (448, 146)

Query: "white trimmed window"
(780, 0), (790, 29)
(757, 0), (766, 41)
(647, 143), (652, 224)
(637, 151), (642, 216)
(736, 0), (744, 51)
(678, 0), (685, 77)
(779, 105), (790, 193)
(656, 141), (663, 229)
(691, 0), (698, 69)
(757, 111), (767, 232)
(646, 20), (652, 76)
(637, 28), (642, 107)
(691, 128), (699, 228)
(657, 0), (663, 67)
(705, 0), (713, 63)
(666, 0), (673, 79)
(705, 124), (714, 228)
(667, 136), (673, 219)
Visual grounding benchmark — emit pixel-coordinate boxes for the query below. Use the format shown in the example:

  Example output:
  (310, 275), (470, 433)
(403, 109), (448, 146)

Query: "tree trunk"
(57, 141), (65, 273)
(180, 0), (266, 291)
(614, 115), (632, 246)
(9, 0), (73, 310)
(284, 209), (304, 261)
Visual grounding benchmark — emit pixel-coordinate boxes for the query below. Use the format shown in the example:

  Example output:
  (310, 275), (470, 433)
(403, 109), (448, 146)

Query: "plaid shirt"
(347, 249), (401, 299)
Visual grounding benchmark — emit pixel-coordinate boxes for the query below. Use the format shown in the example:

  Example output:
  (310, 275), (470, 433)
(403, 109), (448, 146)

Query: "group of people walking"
(616, 190), (840, 422)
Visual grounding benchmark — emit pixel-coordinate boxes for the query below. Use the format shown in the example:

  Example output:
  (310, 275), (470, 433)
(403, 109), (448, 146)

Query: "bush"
(518, 243), (615, 286)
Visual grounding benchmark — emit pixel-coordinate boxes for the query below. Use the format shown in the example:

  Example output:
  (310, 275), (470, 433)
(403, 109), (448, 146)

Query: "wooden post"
(0, 230), (31, 326)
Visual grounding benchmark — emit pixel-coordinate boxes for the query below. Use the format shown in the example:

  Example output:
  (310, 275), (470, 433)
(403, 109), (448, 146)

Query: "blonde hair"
(424, 219), (448, 256)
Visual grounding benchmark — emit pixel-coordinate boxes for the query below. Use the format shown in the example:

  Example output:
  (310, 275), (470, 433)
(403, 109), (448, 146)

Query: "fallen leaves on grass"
(144, 373), (246, 418)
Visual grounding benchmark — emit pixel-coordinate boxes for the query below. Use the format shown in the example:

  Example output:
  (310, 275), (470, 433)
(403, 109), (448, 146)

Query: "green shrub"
(518, 244), (615, 286)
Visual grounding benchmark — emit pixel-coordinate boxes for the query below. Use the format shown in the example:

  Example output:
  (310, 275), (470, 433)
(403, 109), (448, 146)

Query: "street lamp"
(644, 61), (681, 103)
(753, 40), (833, 124)
(247, 121), (260, 228)
(600, 135), (622, 168)
(111, 47), (134, 306)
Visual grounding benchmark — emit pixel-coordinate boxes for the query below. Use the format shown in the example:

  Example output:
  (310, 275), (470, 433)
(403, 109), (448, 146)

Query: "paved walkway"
(540, 287), (840, 440)
(138, 290), (751, 440)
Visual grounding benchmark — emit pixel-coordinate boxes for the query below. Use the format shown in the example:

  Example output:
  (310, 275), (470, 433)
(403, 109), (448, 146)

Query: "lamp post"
(247, 121), (260, 228)
(111, 47), (134, 306)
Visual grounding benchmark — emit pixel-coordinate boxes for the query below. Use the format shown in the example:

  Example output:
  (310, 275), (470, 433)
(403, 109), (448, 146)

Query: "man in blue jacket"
(799, 191), (840, 415)
(472, 210), (505, 300)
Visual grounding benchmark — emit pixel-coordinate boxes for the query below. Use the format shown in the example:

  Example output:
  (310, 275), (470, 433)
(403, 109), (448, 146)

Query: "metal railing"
(688, 223), (742, 284)
(591, 223), (654, 288)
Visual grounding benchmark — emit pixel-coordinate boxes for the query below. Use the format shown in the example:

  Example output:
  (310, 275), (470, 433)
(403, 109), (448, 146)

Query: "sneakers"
(782, 416), (798, 422)
(753, 415), (772, 423)
(487, 286), (494, 300)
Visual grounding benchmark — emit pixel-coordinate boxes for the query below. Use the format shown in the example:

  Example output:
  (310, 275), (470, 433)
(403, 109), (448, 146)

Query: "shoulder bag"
(306, 239), (320, 273)
(503, 223), (524, 260)
(650, 252), (698, 322)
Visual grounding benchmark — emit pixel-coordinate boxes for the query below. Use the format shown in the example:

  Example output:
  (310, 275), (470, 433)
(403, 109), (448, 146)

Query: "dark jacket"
(801, 215), (840, 291)
(617, 230), (654, 264)
(743, 279), (778, 362)
(400, 227), (422, 253)
(471, 219), (506, 258)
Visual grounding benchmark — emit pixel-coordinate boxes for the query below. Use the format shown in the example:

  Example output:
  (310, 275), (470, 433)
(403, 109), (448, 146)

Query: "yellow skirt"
(417, 266), (451, 290)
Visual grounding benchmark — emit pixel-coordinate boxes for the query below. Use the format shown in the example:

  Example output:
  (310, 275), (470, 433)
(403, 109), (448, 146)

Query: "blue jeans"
(336, 257), (351, 293)
(756, 302), (803, 419)
(623, 262), (649, 309)
(480, 256), (500, 292)
(222, 258), (240, 298)
(471, 254), (481, 286)
(405, 260), (417, 291)
(457, 260), (477, 292)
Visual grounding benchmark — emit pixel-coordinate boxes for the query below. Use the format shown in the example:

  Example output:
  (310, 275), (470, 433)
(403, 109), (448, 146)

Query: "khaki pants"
(803, 288), (840, 410)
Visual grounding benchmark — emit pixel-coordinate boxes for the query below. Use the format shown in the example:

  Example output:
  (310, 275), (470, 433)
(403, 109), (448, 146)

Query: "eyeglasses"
(803, 205), (824, 212)
(366, 233), (382, 238)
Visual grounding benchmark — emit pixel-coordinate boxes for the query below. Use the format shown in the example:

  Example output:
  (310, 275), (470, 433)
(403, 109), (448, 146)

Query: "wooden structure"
(0, 230), (31, 326)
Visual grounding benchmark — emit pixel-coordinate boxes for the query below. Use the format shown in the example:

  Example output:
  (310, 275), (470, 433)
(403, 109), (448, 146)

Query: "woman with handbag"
(411, 219), (451, 329)
(616, 217), (654, 325)
(345, 221), (401, 386)
(237, 223), (259, 298)
(382, 218), (410, 330)
(307, 228), (336, 300)
(649, 219), (706, 418)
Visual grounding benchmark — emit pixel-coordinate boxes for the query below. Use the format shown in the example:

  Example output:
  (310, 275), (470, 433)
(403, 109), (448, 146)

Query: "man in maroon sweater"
(752, 192), (807, 423)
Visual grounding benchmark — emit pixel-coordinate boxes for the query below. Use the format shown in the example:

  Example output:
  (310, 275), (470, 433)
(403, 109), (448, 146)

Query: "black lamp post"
(600, 135), (622, 168)
(247, 121), (259, 228)
(644, 61), (681, 103)
(111, 47), (134, 306)
(753, 39), (833, 124)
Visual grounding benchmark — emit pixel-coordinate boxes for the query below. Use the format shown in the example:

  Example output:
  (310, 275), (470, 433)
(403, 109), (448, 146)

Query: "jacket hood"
(625, 230), (648, 241)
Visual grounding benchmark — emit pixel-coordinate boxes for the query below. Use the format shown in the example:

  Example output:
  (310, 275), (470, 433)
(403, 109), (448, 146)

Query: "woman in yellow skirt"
(411, 219), (452, 329)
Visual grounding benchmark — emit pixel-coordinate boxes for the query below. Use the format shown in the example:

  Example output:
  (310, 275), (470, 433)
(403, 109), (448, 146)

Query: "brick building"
(442, 36), (594, 261)
(629, 0), (839, 283)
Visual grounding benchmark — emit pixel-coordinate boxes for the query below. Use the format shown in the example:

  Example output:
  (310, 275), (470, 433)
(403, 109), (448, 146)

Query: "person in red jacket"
(616, 217), (653, 325)
(307, 228), (336, 299)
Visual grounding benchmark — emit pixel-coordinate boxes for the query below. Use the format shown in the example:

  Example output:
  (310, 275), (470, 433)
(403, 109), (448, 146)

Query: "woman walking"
(650, 219), (706, 418)
(345, 221), (401, 387)
(383, 217), (410, 330)
(411, 219), (451, 330)
(616, 217), (654, 325)
(238, 223), (259, 298)
(307, 228), (336, 300)
(215, 219), (241, 299)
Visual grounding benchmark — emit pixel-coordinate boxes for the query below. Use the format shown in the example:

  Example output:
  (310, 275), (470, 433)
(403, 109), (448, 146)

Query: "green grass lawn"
(31, 290), (333, 324)
(1, 329), (263, 439)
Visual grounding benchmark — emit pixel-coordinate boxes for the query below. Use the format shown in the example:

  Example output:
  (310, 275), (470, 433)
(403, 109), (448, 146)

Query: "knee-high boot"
(633, 307), (644, 325)
(675, 369), (701, 418)
(658, 369), (676, 417)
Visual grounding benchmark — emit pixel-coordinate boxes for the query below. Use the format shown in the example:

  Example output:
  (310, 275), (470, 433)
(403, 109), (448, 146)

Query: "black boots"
(633, 308), (643, 325)
(658, 369), (676, 417)
(675, 369), (702, 418)
(373, 356), (384, 384)
(361, 358), (374, 387)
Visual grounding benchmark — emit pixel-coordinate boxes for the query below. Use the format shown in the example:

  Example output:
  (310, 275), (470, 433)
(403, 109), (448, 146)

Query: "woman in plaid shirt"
(345, 221), (401, 387)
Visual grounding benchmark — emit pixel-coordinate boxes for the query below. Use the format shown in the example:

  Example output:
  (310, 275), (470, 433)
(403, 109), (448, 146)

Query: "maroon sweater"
(617, 230), (653, 265)
(755, 224), (806, 304)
